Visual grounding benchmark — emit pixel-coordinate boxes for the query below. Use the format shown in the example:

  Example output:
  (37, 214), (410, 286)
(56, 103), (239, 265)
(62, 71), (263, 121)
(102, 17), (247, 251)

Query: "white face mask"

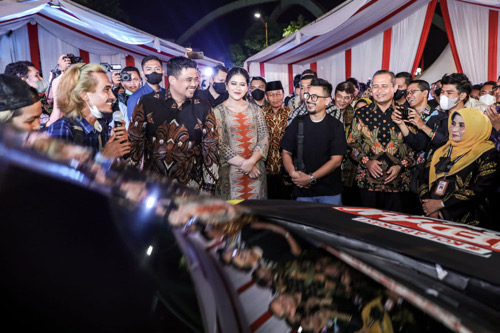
(439, 95), (459, 111)
(85, 93), (103, 118)
(479, 94), (496, 106)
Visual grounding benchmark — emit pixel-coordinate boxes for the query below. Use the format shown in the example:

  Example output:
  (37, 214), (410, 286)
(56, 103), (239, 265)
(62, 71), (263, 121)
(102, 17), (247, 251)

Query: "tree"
(72, 0), (129, 23)
(228, 18), (283, 67)
(282, 15), (309, 37)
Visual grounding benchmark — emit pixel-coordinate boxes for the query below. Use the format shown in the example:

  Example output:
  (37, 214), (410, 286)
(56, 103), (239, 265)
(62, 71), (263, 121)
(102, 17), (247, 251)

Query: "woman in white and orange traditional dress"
(213, 67), (269, 200)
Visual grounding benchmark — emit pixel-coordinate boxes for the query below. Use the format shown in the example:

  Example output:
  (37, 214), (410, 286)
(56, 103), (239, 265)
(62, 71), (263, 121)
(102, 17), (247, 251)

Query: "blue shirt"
(127, 84), (165, 121)
(45, 116), (109, 154)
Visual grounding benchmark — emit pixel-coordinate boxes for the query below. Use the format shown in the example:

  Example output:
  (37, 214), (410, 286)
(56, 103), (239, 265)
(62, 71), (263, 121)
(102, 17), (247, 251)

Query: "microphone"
(112, 111), (124, 128)
(112, 111), (129, 159)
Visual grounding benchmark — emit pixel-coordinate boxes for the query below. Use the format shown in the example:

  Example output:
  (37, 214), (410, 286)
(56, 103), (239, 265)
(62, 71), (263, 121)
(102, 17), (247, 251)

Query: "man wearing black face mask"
(395, 71), (412, 107)
(196, 64), (228, 107)
(126, 55), (165, 120)
(249, 76), (269, 108)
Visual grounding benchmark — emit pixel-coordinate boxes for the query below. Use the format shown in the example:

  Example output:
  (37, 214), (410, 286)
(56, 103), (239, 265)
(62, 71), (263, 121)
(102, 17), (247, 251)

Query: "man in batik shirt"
(263, 80), (292, 199)
(128, 56), (218, 193)
(348, 70), (414, 212)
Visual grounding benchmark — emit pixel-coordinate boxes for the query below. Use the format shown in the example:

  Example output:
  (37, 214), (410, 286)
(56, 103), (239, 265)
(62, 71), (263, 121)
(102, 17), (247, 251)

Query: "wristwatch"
(309, 173), (317, 185)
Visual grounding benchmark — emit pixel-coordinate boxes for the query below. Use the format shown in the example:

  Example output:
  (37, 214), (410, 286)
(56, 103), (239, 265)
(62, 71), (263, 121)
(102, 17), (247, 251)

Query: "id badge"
(433, 178), (449, 197)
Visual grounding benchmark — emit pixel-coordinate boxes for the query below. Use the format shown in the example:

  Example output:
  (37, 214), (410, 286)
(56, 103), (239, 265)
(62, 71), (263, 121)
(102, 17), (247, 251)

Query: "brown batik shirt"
(263, 104), (292, 175)
(128, 88), (219, 193)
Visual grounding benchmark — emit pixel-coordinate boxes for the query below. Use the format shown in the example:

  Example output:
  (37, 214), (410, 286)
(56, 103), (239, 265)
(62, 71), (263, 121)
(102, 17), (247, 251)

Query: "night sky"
(118, 0), (445, 69)
(119, 0), (344, 64)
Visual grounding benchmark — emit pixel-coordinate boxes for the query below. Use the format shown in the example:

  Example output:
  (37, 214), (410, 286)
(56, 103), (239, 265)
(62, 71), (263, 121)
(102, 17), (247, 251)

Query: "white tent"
(0, 0), (222, 85)
(245, 0), (500, 93)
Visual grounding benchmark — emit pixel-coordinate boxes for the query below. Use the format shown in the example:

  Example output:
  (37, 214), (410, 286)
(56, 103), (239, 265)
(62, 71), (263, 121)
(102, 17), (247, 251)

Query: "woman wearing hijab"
(419, 108), (499, 227)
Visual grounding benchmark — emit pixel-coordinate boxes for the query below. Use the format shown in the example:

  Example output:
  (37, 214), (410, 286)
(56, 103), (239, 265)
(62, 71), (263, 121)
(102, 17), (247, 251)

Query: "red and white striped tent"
(0, 0), (222, 85)
(245, 0), (500, 93)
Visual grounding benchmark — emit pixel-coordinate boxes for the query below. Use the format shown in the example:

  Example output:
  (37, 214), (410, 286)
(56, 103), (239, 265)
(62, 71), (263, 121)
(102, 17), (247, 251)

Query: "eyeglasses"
(406, 89), (423, 95)
(304, 92), (330, 102)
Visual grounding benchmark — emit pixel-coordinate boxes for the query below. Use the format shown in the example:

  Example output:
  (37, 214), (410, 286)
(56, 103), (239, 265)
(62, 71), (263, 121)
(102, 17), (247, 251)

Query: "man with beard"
(348, 70), (415, 212)
(281, 78), (346, 205)
(126, 55), (166, 121)
(128, 56), (219, 193)
(196, 64), (228, 108)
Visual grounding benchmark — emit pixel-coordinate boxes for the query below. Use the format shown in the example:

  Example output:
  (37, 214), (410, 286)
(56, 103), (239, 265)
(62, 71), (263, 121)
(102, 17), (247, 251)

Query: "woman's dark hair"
(226, 67), (250, 84)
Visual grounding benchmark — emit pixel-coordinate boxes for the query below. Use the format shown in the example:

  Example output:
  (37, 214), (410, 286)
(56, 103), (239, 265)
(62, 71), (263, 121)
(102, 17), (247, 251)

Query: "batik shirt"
(128, 89), (219, 194)
(347, 103), (415, 192)
(340, 105), (357, 187)
(262, 104), (292, 175)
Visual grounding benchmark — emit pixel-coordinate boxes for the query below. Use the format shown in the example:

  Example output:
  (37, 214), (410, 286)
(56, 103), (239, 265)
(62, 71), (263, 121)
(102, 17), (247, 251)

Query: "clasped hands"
(365, 160), (401, 184)
(290, 170), (311, 188)
(238, 158), (260, 179)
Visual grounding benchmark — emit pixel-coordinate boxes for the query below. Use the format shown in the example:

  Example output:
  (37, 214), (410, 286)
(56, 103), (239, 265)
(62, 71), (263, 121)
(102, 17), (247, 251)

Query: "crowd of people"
(1, 53), (500, 229)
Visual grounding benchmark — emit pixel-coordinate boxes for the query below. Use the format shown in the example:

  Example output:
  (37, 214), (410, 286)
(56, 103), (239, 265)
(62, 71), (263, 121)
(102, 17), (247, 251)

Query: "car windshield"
(1, 123), (499, 333)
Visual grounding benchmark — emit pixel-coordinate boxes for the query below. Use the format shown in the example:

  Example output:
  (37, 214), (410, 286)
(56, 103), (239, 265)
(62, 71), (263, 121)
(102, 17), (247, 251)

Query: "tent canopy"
(0, 0), (222, 81)
(245, 0), (500, 93)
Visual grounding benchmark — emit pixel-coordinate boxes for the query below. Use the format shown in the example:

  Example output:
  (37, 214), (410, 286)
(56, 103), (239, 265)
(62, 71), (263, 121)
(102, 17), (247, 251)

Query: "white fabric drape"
(88, 53), (101, 65)
(447, 0), (489, 83)
(263, 63), (290, 93)
(245, 0), (431, 65)
(317, 52), (346, 87)
(35, 15), (124, 56)
(59, 0), (153, 45)
(351, 32), (384, 84)
(0, 24), (30, 74)
(38, 25), (79, 80)
(99, 54), (126, 68)
(248, 62), (261, 78)
(0, 2), (47, 22)
(389, 4), (428, 74)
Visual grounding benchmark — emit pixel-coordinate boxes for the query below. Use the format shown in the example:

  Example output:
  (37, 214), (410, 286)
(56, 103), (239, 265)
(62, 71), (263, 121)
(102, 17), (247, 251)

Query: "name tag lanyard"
(434, 146), (469, 196)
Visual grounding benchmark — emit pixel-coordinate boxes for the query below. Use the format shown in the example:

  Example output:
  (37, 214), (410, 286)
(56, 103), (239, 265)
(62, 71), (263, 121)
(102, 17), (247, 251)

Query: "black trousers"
(360, 189), (403, 213)
(267, 174), (293, 200)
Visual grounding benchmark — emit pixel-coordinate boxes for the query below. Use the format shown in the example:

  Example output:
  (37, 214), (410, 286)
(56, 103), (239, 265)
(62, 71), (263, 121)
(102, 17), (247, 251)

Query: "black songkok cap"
(0, 74), (34, 111)
(265, 80), (283, 92)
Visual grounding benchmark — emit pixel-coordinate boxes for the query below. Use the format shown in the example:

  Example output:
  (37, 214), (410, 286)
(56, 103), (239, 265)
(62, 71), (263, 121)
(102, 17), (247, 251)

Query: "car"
(1, 125), (499, 332)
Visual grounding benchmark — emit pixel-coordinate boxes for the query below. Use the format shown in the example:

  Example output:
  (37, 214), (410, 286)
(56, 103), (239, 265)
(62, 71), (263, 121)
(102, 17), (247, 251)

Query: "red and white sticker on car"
(334, 207), (500, 257)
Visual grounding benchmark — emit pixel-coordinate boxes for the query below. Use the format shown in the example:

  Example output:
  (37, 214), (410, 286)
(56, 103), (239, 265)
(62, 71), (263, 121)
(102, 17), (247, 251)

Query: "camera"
(64, 53), (83, 64)
(120, 72), (131, 82)
(100, 63), (122, 73)
(396, 104), (409, 120)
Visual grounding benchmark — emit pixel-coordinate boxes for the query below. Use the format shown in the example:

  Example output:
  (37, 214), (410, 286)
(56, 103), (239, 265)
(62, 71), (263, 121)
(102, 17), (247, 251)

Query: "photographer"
(392, 75), (471, 157)
(46, 53), (81, 127)
(112, 66), (141, 129)
(45, 63), (130, 160)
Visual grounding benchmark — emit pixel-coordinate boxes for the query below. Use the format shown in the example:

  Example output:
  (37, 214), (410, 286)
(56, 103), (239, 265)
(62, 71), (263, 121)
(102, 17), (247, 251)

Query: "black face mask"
(212, 82), (226, 94)
(435, 88), (442, 97)
(145, 72), (163, 85)
(251, 89), (265, 101)
(394, 89), (406, 101)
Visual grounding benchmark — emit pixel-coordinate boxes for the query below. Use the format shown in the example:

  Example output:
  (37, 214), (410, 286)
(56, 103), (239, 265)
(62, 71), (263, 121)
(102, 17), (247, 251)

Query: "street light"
(254, 12), (268, 48)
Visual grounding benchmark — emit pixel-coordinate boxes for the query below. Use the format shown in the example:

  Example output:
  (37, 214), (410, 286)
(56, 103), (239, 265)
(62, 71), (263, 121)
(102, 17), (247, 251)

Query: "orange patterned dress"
(214, 103), (269, 200)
